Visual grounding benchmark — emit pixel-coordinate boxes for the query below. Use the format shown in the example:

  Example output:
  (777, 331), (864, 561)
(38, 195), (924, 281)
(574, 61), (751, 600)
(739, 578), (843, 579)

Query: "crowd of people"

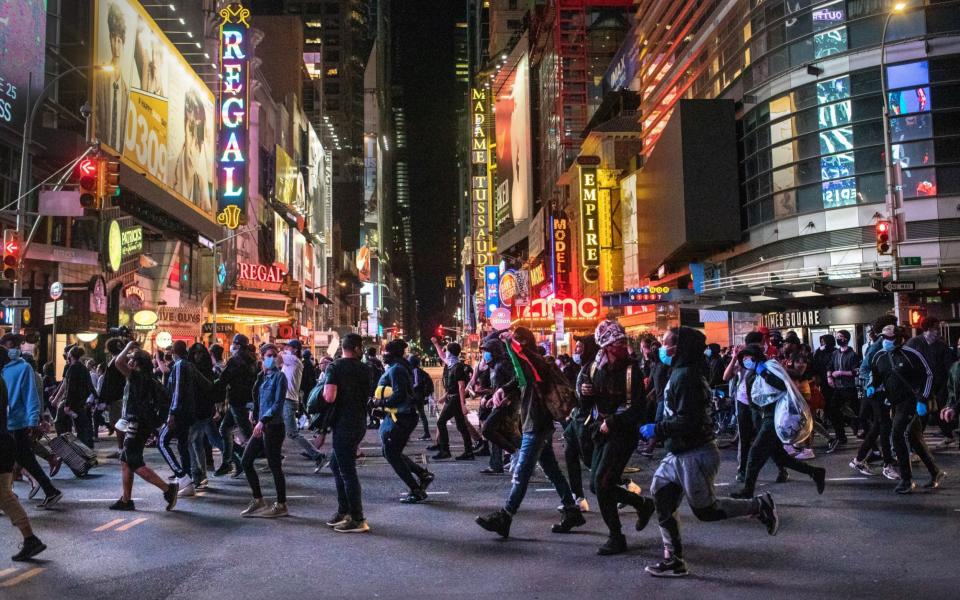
(1, 313), (955, 576)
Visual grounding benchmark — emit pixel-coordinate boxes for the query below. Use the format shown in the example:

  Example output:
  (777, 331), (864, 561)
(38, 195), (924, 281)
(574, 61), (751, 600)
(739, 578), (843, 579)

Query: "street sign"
(884, 281), (916, 292)
(50, 281), (63, 300)
(900, 256), (922, 266)
(0, 297), (30, 309)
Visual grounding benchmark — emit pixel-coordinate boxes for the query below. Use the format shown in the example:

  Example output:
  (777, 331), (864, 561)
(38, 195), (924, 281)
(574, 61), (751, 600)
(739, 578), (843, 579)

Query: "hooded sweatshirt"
(654, 327), (715, 454)
(378, 356), (416, 415)
(3, 357), (40, 430)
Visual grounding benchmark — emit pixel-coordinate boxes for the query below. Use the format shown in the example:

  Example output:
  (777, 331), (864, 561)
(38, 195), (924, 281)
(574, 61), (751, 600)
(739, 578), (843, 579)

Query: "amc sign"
(517, 297), (600, 320)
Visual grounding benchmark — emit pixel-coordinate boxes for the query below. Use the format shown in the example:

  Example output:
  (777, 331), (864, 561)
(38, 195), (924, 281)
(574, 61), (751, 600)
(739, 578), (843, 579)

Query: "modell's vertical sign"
(552, 214), (571, 298)
(578, 158), (601, 282)
(471, 87), (494, 267)
(216, 3), (251, 229)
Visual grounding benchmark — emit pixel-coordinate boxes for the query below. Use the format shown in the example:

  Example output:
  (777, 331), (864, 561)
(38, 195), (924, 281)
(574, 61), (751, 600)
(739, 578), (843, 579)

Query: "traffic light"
(908, 307), (926, 328)
(101, 156), (120, 201)
(3, 230), (21, 281)
(436, 325), (444, 337)
(77, 157), (98, 208)
(876, 220), (892, 255)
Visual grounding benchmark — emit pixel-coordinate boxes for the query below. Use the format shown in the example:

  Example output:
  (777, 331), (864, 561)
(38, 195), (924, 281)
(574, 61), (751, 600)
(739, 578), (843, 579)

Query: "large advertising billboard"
(494, 53), (533, 231)
(621, 173), (639, 287)
(92, 0), (216, 220)
(0, 0), (46, 131)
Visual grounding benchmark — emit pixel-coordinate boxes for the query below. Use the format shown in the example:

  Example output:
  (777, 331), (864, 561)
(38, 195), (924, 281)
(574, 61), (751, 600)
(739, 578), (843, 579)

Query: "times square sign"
(216, 3), (251, 230)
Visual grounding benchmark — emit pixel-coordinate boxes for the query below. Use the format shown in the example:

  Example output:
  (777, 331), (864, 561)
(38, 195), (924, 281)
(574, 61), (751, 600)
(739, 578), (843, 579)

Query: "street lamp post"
(879, 2), (907, 323)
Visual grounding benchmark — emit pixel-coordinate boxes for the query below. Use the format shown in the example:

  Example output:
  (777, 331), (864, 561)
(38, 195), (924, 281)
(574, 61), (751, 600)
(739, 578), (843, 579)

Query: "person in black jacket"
(641, 327), (779, 578)
(478, 332), (521, 475)
(730, 344), (825, 499)
(409, 355), (433, 440)
(158, 341), (198, 497)
(186, 343), (223, 488)
(215, 334), (258, 477)
(564, 334), (599, 503)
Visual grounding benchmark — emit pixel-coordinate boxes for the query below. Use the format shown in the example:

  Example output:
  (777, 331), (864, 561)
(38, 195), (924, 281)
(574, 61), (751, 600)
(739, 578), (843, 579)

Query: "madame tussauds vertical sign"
(471, 87), (494, 267)
(216, 3), (250, 229)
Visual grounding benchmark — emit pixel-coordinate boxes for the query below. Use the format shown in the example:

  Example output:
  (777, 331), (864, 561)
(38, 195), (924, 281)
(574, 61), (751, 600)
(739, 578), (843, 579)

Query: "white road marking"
(0, 568), (19, 578)
(827, 477), (870, 481)
(427, 491), (450, 495)
(78, 498), (143, 502)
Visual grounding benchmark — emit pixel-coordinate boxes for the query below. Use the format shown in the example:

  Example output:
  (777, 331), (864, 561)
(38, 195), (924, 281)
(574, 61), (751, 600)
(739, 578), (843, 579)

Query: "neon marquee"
(216, 3), (251, 229)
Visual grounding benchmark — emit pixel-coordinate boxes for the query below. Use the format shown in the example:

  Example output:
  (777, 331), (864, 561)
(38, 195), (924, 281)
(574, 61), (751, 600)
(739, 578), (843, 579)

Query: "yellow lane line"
(115, 517), (149, 532)
(0, 567), (44, 587)
(93, 518), (127, 532)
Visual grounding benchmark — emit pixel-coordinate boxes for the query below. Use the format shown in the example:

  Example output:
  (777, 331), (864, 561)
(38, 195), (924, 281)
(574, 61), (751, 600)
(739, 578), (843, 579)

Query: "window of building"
(856, 172), (885, 204)
(821, 151), (855, 181)
(888, 87), (931, 115)
(890, 113), (933, 141)
(822, 176), (857, 208)
(774, 189), (797, 218)
(814, 26), (847, 59)
(819, 126), (854, 155)
(887, 61), (929, 89)
(901, 167), (937, 198)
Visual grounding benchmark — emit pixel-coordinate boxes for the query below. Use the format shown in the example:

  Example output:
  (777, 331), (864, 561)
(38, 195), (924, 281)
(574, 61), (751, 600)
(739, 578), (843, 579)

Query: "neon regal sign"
(216, 3), (251, 229)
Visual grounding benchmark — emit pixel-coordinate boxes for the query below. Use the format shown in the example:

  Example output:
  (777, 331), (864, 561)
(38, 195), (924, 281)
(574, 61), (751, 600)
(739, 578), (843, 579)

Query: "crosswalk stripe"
(0, 568), (19, 578)
(0, 567), (44, 587)
(93, 518), (127, 532)
(115, 517), (149, 532)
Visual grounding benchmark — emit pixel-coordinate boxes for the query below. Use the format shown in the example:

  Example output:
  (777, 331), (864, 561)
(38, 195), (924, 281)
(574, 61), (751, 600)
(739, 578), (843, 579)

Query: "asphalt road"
(1, 417), (958, 600)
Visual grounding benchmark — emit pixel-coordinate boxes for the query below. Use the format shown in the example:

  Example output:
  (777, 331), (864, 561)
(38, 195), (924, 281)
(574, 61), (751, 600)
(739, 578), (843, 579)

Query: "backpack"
(136, 377), (168, 432)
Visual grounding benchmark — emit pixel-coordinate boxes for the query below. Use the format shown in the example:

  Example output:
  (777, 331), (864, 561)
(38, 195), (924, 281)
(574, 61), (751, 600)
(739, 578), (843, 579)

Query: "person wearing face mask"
(580, 320), (655, 555)
(51, 345), (98, 449)
(705, 344), (725, 390)
(871, 325), (945, 493)
(730, 345), (826, 500)
(214, 334), (259, 477)
(906, 316), (954, 445)
(826, 329), (859, 449)
(376, 339), (435, 503)
(110, 341), (179, 511)
(559, 354), (579, 385)
(722, 331), (770, 484)
(563, 335), (599, 506)
(428, 337), (474, 460)
(477, 333), (521, 475)
(641, 328), (779, 578)
(239, 344), (290, 517)
(0, 334), (63, 509)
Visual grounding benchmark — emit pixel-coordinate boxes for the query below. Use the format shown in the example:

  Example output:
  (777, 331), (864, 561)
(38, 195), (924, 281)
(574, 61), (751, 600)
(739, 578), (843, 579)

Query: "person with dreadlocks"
(475, 327), (585, 538)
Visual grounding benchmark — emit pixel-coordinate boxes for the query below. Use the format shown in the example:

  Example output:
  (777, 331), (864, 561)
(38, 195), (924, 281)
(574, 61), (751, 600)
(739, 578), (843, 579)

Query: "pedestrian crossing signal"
(908, 307), (925, 328)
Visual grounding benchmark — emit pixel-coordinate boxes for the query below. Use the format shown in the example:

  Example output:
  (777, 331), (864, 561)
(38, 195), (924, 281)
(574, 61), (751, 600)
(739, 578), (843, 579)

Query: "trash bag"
(769, 365), (813, 445)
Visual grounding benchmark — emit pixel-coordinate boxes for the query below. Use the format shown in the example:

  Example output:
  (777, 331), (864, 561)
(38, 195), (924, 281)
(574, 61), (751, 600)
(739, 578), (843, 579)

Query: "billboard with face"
(92, 0), (216, 220)
(495, 53), (533, 231)
(0, 0), (46, 131)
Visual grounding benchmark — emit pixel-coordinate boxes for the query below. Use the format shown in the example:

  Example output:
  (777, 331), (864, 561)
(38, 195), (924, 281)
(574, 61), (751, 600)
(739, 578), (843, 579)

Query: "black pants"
(55, 405), (95, 448)
(330, 423), (366, 520)
(435, 395), (472, 453)
(735, 401), (755, 481)
(380, 413), (430, 491)
(856, 395), (893, 464)
(828, 387), (858, 441)
(591, 424), (651, 536)
(743, 405), (819, 492)
(241, 421), (286, 503)
(415, 402), (431, 438)
(891, 401), (939, 483)
(562, 413), (589, 499)
(13, 429), (58, 496)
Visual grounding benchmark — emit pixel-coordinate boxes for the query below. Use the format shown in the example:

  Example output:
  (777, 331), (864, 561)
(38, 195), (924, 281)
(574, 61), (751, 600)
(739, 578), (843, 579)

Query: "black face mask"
(383, 353), (398, 365)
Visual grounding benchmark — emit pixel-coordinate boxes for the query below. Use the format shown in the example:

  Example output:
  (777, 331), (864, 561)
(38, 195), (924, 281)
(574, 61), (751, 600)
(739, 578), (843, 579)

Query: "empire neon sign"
(216, 3), (251, 230)
(578, 163), (600, 282)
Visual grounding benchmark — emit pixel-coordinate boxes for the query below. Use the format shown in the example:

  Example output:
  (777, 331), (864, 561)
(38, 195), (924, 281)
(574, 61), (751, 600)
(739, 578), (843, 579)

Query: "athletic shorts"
(650, 442), (721, 509)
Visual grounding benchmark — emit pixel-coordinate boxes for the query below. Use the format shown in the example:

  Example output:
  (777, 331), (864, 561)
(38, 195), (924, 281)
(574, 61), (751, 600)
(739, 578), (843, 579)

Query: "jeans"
(489, 443), (504, 471)
(13, 429), (58, 496)
(735, 401), (755, 481)
(241, 421), (286, 503)
(158, 420), (192, 479)
(283, 400), (320, 461)
(891, 400), (939, 482)
(504, 430), (575, 515)
(591, 424), (651, 536)
(380, 413), (430, 491)
(219, 407), (240, 467)
(436, 395), (472, 453)
(743, 405), (818, 493)
(856, 395), (893, 464)
(188, 418), (224, 482)
(330, 423), (366, 520)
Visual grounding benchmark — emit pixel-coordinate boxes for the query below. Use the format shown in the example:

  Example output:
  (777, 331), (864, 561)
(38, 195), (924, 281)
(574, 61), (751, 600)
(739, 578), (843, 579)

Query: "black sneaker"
(825, 438), (841, 454)
(400, 489), (427, 504)
(480, 467), (505, 475)
(417, 434), (432, 441)
(325, 512), (348, 528)
(109, 498), (136, 511)
(756, 492), (779, 536)
(11, 536), (46, 562)
(635, 498), (656, 531)
(39, 490), (63, 509)
(645, 556), (688, 578)
(454, 451), (475, 461)
(730, 487), (753, 500)
(418, 471), (435, 492)
(812, 467), (826, 495)
(922, 471), (945, 489)
(597, 533), (627, 556)
(164, 483), (179, 511)
(214, 463), (233, 477)
(334, 518), (370, 533)
(476, 509), (512, 538)
(425, 444), (441, 452)
(894, 480), (916, 494)
(432, 450), (452, 460)
(775, 469), (789, 483)
(551, 508), (586, 533)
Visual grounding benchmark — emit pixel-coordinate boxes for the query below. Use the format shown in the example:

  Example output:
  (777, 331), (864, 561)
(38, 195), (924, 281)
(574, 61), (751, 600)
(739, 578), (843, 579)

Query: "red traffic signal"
(3, 230), (21, 281)
(78, 158), (99, 208)
(435, 325), (444, 336)
(875, 219), (892, 255)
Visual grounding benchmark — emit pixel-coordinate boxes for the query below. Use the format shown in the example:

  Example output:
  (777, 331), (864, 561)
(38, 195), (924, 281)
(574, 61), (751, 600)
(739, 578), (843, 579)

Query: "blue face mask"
(482, 351), (492, 363)
(659, 346), (673, 366)
(7, 349), (19, 360)
(263, 356), (275, 369)
(882, 339), (895, 352)
(742, 358), (756, 371)
(704, 348), (713, 358)
(572, 353), (582, 365)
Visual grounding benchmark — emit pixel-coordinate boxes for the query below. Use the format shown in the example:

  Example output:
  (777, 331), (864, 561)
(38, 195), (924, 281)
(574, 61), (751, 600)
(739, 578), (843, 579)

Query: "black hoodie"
(654, 327), (715, 454)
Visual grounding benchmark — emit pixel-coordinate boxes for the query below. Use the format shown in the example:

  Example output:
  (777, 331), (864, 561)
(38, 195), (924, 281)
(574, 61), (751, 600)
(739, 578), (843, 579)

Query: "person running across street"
(564, 335), (599, 502)
(581, 320), (656, 555)
(376, 339), (435, 504)
(641, 327), (780, 578)
(478, 332), (521, 476)
(158, 341), (197, 497)
(0, 333), (62, 509)
(239, 344), (289, 518)
(100, 337), (129, 455)
(475, 327), (585, 539)
(323, 333), (371, 532)
(428, 337), (474, 460)
(871, 325), (945, 494)
(110, 341), (179, 512)
(827, 329), (860, 448)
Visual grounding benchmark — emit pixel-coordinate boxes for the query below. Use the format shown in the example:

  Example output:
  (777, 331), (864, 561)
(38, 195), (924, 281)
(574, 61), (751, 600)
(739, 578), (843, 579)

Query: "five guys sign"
(216, 3), (251, 229)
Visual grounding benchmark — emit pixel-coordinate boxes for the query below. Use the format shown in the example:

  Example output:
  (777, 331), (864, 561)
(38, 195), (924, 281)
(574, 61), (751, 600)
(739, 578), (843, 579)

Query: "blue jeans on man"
(283, 400), (322, 462)
(189, 418), (224, 483)
(505, 430), (576, 515)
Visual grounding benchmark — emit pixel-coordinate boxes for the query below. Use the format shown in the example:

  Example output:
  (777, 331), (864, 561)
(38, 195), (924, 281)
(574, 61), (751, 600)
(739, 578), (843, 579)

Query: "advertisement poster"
(92, 0), (216, 218)
(494, 52), (532, 230)
(275, 144), (303, 212)
(0, 0), (46, 131)
(621, 174), (639, 287)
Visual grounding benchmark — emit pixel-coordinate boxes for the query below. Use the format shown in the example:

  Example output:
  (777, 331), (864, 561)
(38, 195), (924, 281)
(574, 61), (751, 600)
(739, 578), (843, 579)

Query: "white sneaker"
(576, 497), (590, 513)
(849, 459), (873, 476)
(795, 448), (815, 460)
(241, 498), (267, 517)
(882, 465), (901, 480)
(178, 483), (196, 497)
(176, 475), (192, 488)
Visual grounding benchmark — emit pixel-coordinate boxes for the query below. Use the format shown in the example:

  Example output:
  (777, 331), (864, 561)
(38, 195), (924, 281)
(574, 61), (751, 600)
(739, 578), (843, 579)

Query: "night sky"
(396, 0), (460, 338)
